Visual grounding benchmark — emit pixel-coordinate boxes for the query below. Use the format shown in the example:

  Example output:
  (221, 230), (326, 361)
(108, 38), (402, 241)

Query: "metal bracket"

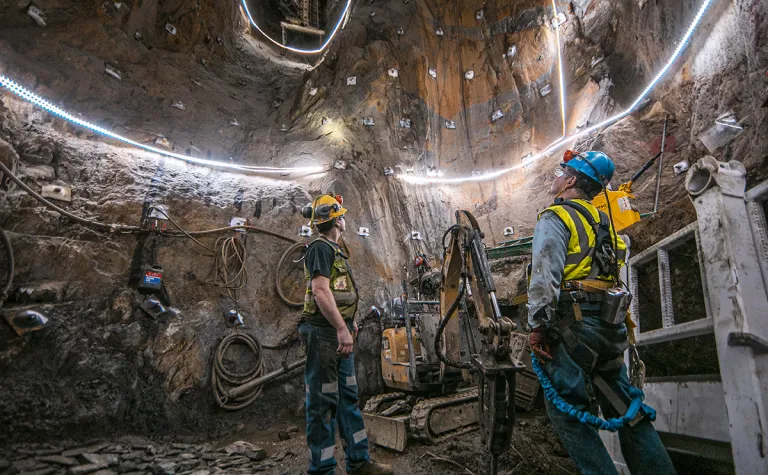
(727, 332), (768, 354)
(230, 217), (246, 232)
(470, 353), (525, 375)
(148, 204), (169, 220)
(41, 184), (72, 202)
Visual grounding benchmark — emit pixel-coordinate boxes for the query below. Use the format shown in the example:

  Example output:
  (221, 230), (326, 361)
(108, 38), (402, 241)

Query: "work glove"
(530, 327), (552, 362)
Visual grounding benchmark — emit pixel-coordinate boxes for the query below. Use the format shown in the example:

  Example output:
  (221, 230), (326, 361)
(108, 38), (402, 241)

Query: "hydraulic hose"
(180, 225), (299, 243)
(0, 160), (139, 233)
(435, 227), (473, 370)
(434, 274), (472, 369)
(0, 160), (299, 246)
(275, 241), (307, 308)
(212, 331), (265, 411)
(0, 226), (14, 306)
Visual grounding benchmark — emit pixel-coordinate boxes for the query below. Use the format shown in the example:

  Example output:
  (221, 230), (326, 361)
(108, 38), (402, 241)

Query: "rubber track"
(409, 388), (479, 444)
(363, 392), (405, 414)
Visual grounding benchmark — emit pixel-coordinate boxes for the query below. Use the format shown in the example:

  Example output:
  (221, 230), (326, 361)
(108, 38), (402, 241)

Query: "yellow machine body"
(592, 186), (641, 232)
(381, 327), (422, 391)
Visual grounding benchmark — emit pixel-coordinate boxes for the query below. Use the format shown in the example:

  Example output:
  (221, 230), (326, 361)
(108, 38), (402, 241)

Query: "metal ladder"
(608, 157), (768, 474)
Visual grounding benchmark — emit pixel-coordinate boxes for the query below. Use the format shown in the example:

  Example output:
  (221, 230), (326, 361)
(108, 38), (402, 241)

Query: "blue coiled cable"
(531, 353), (656, 432)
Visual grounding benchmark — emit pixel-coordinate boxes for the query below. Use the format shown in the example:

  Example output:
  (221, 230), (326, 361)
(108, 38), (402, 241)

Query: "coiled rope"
(530, 353), (656, 432)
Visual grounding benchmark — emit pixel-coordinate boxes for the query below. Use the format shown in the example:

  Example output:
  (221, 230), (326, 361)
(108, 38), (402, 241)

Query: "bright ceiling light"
(0, 75), (325, 175)
(552, 0), (567, 137)
(240, 0), (352, 55)
(400, 0), (715, 185)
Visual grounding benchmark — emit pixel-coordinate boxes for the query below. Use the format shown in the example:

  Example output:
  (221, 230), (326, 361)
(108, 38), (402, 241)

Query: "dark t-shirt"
(305, 239), (337, 281)
(302, 240), (339, 326)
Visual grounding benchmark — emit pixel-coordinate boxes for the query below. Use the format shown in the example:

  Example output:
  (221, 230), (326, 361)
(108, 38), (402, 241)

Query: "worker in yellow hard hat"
(299, 194), (393, 475)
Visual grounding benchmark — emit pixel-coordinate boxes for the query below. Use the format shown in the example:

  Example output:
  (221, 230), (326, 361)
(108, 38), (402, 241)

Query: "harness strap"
(557, 199), (619, 281)
(593, 375), (644, 428)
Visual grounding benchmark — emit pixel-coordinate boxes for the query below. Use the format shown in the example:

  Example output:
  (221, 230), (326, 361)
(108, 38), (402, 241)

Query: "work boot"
(349, 459), (394, 475)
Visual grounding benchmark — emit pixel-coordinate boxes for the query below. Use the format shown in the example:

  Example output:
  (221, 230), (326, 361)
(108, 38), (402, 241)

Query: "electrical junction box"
(230, 217), (246, 232)
(140, 264), (164, 291)
(149, 204), (169, 220)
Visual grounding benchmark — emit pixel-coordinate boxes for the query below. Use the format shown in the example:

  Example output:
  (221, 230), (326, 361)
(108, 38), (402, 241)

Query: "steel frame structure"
(603, 157), (768, 474)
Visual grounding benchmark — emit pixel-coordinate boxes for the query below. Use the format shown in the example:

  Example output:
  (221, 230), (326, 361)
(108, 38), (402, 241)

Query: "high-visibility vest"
(302, 237), (359, 324)
(538, 199), (627, 282)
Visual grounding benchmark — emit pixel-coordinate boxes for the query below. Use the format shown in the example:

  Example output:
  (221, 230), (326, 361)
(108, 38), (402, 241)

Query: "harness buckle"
(568, 290), (588, 302)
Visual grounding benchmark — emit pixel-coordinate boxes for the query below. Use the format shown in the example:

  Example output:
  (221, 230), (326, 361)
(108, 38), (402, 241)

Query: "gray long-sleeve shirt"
(527, 210), (570, 329)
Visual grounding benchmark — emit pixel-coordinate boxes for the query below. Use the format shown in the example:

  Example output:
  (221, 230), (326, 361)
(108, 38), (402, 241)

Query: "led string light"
(400, 0), (716, 185)
(0, 75), (325, 175)
(552, 0), (567, 137)
(240, 0), (352, 55)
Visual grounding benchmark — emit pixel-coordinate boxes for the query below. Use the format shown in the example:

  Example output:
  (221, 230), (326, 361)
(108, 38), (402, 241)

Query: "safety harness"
(555, 198), (623, 281)
(533, 200), (652, 431)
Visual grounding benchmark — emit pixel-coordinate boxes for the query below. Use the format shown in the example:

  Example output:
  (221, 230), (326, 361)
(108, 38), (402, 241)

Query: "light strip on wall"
(552, 0), (567, 137)
(399, 0), (716, 185)
(240, 0), (352, 55)
(0, 75), (325, 175)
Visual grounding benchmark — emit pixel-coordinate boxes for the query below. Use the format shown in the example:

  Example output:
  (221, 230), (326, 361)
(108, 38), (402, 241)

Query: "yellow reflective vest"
(302, 237), (359, 325)
(539, 199), (627, 282)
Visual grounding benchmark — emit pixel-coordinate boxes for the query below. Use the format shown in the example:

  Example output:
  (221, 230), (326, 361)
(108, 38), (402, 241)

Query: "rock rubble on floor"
(0, 440), (286, 475)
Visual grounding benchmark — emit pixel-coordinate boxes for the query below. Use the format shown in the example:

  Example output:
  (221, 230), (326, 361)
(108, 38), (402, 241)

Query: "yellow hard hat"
(302, 194), (347, 228)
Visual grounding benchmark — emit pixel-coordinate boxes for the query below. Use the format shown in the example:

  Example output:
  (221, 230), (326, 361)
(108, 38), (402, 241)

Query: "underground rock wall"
(0, 0), (766, 444)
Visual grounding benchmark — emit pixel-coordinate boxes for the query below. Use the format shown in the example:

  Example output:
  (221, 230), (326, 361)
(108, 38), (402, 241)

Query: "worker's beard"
(552, 182), (569, 199)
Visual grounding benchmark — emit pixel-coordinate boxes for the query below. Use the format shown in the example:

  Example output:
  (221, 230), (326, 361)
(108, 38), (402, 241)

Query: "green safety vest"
(302, 237), (359, 325)
(539, 199), (627, 282)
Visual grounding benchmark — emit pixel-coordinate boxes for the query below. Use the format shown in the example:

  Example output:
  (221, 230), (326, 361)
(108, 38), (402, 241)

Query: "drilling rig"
(438, 210), (526, 473)
(365, 210), (526, 474)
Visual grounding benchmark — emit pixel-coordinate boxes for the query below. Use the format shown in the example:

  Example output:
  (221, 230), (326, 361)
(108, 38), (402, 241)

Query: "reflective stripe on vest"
(539, 199), (627, 282)
(302, 237), (359, 320)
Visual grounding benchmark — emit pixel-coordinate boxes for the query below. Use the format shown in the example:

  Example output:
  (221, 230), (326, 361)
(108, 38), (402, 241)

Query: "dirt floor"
(0, 410), (576, 475)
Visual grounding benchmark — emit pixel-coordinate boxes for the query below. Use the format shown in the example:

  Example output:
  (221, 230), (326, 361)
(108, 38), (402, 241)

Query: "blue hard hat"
(561, 151), (615, 185)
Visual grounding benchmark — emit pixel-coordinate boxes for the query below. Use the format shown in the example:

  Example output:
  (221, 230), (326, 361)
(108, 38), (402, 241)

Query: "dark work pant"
(300, 320), (370, 475)
(543, 315), (676, 475)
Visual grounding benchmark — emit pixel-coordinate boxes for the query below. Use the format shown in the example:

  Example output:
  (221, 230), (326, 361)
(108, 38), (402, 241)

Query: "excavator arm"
(438, 210), (525, 474)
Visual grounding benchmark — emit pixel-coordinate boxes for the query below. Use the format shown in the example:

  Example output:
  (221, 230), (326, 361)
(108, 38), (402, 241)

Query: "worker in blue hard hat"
(527, 150), (676, 474)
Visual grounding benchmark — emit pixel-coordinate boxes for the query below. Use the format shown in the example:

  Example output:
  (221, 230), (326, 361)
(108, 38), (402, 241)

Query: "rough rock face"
(0, 0), (766, 444)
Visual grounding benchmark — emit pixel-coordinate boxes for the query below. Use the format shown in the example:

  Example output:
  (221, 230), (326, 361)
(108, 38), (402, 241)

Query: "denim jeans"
(543, 315), (676, 475)
(300, 320), (370, 475)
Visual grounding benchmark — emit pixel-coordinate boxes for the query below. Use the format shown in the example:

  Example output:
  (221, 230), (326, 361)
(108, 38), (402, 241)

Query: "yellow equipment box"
(592, 187), (641, 232)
